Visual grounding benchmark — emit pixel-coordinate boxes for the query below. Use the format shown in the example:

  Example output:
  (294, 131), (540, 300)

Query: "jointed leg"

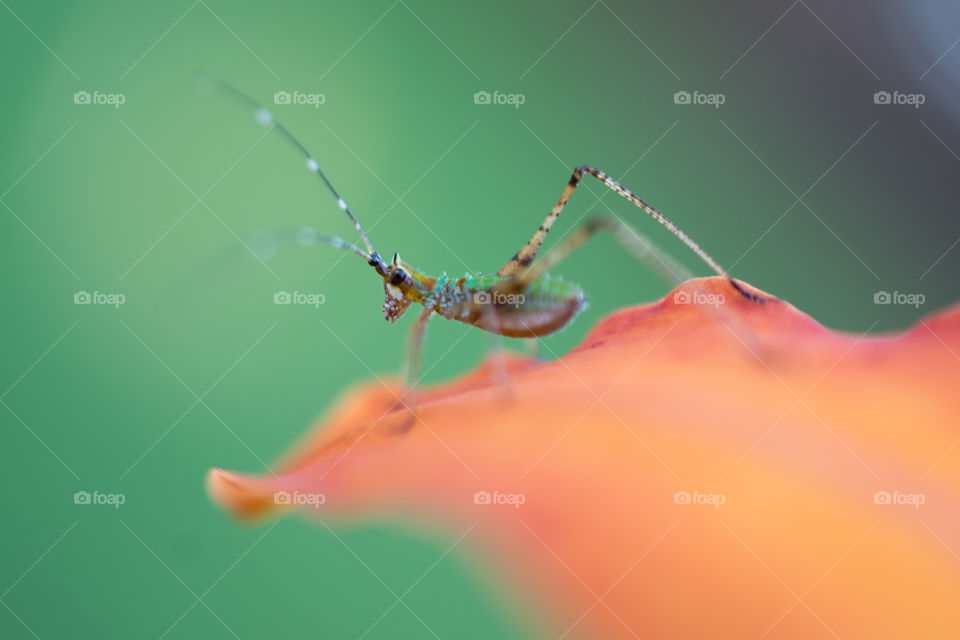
(502, 215), (691, 292)
(481, 306), (514, 398)
(394, 307), (433, 432)
(521, 338), (541, 361)
(498, 166), (765, 302)
(501, 214), (770, 357)
(498, 170), (581, 277)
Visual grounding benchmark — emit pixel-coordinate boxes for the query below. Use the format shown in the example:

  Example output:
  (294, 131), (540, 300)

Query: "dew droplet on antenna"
(254, 107), (274, 127)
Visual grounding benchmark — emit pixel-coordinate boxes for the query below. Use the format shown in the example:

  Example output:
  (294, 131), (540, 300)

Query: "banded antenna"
(245, 226), (375, 265)
(204, 75), (379, 261)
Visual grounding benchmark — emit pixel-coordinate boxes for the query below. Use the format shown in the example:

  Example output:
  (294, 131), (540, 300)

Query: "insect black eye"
(390, 269), (406, 286)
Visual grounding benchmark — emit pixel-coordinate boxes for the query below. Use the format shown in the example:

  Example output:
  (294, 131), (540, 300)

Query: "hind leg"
(497, 214), (770, 358)
(500, 214), (691, 293)
(498, 166), (766, 303)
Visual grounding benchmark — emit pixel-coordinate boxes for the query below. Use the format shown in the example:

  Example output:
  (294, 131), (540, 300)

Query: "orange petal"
(208, 277), (960, 639)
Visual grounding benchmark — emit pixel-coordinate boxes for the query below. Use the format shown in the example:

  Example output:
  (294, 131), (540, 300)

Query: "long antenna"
(254, 226), (374, 263)
(204, 75), (378, 258)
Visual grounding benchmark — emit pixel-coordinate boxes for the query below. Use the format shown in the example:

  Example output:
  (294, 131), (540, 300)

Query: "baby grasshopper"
(210, 79), (764, 423)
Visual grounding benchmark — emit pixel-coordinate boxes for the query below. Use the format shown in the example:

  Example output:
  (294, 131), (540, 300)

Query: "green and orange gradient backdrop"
(2, 1), (959, 638)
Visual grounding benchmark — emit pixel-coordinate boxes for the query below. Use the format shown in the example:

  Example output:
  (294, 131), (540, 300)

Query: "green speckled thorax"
(406, 270), (586, 338)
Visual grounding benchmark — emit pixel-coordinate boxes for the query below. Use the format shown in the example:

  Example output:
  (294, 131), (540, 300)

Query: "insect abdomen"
(439, 275), (586, 338)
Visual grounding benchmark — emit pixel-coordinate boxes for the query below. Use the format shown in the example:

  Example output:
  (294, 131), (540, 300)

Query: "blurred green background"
(2, 0), (959, 637)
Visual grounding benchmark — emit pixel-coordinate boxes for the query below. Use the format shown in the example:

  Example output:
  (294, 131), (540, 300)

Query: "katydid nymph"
(209, 80), (765, 426)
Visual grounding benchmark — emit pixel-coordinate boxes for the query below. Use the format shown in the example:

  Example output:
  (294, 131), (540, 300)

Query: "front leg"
(392, 306), (434, 434)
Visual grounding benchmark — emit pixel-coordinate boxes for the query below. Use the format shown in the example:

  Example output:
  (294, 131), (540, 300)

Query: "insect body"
(209, 78), (764, 422)
(382, 256), (585, 338)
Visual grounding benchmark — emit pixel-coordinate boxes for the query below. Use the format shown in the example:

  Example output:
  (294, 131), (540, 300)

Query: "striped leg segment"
(505, 215), (769, 358)
(502, 215), (693, 292)
(498, 166), (765, 303)
(498, 169), (581, 278)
